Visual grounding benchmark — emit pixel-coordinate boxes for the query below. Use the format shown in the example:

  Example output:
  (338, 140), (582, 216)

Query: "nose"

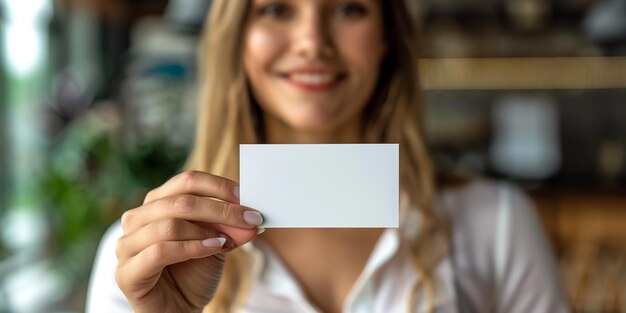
(292, 10), (335, 60)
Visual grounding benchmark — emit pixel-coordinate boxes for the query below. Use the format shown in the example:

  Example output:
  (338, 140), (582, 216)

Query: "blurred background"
(0, 0), (624, 312)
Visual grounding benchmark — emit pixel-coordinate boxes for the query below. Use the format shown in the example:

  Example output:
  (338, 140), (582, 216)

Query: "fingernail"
(257, 227), (266, 235)
(233, 186), (240, 200)
(202, 237), (226, 248)
(243, 211), (263, 226)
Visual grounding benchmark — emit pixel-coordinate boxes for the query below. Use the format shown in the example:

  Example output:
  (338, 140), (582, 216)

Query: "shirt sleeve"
(493, 184), (571, 313)
(85, 221), (133, 313)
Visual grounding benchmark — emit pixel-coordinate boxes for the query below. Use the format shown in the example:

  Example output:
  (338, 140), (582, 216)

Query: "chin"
(287, 114), (344, 133)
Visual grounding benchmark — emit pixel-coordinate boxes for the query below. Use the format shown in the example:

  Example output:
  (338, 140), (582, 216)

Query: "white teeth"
(290, 73), (336, 85)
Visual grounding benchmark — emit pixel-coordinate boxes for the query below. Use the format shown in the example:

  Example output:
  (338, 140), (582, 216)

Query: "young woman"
(87, 0), (570, 312)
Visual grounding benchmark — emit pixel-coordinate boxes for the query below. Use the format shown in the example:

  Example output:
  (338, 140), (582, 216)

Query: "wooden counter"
(532, 189), (626, 312)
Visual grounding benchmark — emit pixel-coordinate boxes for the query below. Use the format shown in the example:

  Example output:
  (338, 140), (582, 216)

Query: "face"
(243, 0), (387, 135)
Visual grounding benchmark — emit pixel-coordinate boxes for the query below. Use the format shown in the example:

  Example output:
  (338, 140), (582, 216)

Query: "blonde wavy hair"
(185, 1), (449, 312)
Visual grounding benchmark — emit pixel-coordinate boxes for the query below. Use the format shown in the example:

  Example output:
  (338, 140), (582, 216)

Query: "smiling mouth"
(279, 72), (347, 91)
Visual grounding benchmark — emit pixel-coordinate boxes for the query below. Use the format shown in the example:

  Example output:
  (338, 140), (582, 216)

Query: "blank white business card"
(240, 144), (399, 228)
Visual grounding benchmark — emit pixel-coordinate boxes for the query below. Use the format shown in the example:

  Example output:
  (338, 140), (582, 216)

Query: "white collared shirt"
(86, 180), (570, 313)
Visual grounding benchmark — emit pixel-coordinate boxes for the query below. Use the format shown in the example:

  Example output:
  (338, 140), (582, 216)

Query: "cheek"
(244, 27), (284, 78)
(244, 28), (281, 116)
(337, 23), (386, 76)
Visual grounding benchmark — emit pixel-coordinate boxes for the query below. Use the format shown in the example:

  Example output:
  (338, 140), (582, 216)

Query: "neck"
(263, 115), (364, 144)
(265, 228), (383, 241)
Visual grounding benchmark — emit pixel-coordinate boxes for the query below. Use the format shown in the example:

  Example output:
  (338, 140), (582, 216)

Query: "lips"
(279, 69), (346, 91)
(290, 73), (338, 84)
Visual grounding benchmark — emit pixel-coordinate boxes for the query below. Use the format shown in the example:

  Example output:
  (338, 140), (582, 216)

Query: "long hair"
(186, 1), (450, 312)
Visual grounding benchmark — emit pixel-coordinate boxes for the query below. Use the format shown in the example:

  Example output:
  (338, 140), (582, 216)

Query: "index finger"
(144, 171), (239, 205)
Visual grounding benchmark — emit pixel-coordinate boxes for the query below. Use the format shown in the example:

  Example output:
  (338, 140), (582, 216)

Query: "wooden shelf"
(419, 57), (626, 90)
